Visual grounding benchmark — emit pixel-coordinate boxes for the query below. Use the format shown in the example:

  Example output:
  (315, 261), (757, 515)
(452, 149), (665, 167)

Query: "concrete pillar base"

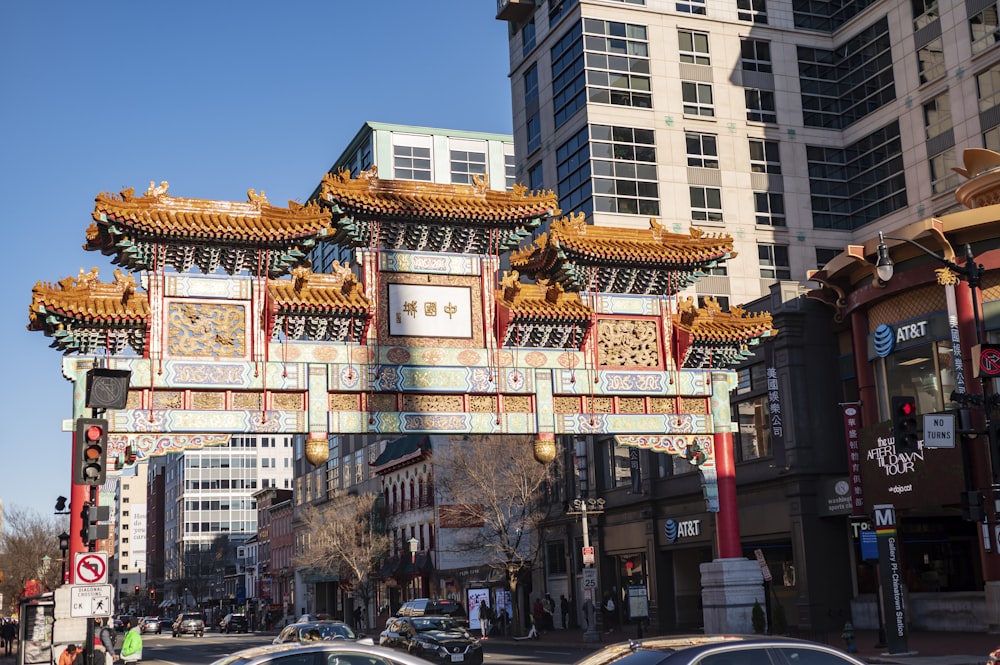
(701, 558), (765, 634)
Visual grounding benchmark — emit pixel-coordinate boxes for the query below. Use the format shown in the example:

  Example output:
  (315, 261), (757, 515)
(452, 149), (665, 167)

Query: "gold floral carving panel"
(554, 397), (581, 414)
(369, 393), (397, 412)
(233, 392), (263, 410)
(585, 397), (614, 414)
(126, 391), (142, 410)
(649, 397), (675, 414)
(597, 318), (660, 368)
(470, 395), (498, 412)
(329, 393), (361, 411)
(504, 396), (531, 412)
(167, 301), (246, 358)
(680, 397), (708, 414)
(619, 397), (645, 413)
(403, 394), (464, 412)
(153, 391), (183, 409)
(192, 392), (226, 410)
(272, 392), (304, 411)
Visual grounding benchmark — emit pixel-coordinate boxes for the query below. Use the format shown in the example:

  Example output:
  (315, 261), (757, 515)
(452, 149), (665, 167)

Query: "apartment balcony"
(496, 0), (536, 22)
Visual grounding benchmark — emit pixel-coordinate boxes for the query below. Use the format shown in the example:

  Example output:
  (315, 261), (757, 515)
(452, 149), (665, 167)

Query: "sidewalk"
(490, 628), (999, 665)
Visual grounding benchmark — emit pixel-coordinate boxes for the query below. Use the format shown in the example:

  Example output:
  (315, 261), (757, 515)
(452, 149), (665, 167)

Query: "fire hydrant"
(841, 622), (856, 653)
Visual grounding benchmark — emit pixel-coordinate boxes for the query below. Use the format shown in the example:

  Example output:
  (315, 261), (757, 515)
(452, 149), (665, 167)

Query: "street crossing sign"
(70, 583), (114, 618)
(74, 552), (108, 584)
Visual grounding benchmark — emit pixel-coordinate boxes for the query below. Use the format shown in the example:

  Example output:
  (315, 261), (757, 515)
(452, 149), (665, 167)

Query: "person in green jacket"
(120, 619), (143, 663)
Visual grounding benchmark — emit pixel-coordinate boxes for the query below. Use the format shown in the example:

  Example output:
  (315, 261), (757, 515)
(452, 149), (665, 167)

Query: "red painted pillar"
(955, 280), (1000, 581)
(713, 429), (741, 558)
(850, 309), (879, 429)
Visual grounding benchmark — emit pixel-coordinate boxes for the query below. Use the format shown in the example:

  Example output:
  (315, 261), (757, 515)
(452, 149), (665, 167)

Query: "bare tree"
(434, 435), (559, 635)
(0, 504), (67, 607)
(295, 493), (388, 617)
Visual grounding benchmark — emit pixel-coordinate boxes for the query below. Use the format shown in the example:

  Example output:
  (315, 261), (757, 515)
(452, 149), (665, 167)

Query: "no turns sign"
(74, 552), (108, 584)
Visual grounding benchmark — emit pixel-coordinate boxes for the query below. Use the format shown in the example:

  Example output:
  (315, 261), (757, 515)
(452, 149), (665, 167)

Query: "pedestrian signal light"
(134, 585), (140, 593)
(75, 417), (108, 486)
(80, 503), (110, 544)
(891, 395), (920, 455)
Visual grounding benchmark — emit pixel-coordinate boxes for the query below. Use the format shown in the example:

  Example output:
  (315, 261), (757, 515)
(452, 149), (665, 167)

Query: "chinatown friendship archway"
(28, 171), (775, 632)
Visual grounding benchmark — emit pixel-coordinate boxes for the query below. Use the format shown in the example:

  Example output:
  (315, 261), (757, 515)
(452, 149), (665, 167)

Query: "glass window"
(591, 124), (659, 216)
(912, 0), (938, 30)
(930, 148), (959, 195)
(547, 541), (568, 575)
(600, 437), (632, 489)
(754, 192), (785, 226)
(741, 39), (771, 73)
(505, 149), (516, 190)
(393, 141), (432, 182)
(736, 395), (772, 460)
(686, 132), (718, 168)
(979, 64), (1000, 113)
(523, 18), (536, 56)
(582, 18), (652, 109)
(678, 29), (710, 65)
(971, 6), (1000, 55)
(923, 93), (952, 140)
(758, 243), (790, 279)
(918, 38), (945, 84)
(749, 139), (780, 173)
(690, 186), (723, 223)
(682, 81), (714, 117)
(450, 149), (487, 185)
(738, 0), (767, 23)
(876, 340), (957, 417)
(745, 88), (777, 123)
(815, 247), (840, 270)
(677, 0), (706, 14)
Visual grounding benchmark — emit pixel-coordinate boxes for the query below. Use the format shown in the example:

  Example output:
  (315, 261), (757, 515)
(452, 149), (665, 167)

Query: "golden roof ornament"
(247, 189), (269, 208)
(145, 180), (169, 198)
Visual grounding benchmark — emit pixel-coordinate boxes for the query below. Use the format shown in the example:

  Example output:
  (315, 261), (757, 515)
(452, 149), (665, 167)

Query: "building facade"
(498, 0), (1000, 633)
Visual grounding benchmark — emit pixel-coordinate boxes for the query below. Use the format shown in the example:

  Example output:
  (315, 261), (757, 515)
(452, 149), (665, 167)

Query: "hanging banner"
(841, 403), (865, 515)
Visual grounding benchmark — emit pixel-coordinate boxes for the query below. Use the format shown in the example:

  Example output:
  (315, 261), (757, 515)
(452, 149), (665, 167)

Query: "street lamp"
(567, 497), (605, 643)
(58, 532), (70, 584)
(407, 537), (419, 600)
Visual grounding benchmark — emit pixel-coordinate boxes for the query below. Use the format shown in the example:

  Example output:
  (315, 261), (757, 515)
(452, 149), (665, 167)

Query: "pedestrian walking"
(1, 618), (16, 656)
(602, 592), (616, 633)
(478, 600), (492, 639)
(560, 595), (569, 629)
(119, 618), (143, 664)
(543, 594), (555, 630)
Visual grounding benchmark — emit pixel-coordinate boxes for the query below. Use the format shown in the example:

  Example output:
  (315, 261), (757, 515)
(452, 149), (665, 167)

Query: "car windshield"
(412, 617), (459, 631)
(299, 623), (356, 640)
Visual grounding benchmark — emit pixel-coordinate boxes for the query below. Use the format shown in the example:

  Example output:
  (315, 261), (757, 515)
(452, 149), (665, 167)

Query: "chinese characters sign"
(388, 283), (472, 338)
(766, 367), (783, 442)
(840, 404), (865, 515)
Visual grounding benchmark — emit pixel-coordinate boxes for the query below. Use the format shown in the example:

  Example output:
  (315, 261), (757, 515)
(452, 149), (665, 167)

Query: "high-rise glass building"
(498, 0), (992, 306)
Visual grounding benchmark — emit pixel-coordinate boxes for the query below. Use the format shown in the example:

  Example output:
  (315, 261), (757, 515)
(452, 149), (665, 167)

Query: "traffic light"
(134, 585), (140, 594)
(150, 588), (155, 599)
(891, 395), (920, 454)
(80, 503), (110, 544)
(75, 418), (108, 486)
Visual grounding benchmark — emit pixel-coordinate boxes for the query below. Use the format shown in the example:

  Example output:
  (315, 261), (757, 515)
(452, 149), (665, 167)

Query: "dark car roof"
(573, 635), (867, 665)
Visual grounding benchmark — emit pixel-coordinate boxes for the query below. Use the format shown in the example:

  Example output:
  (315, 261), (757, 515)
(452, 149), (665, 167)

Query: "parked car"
(113, 616), (127, 632)
(140, 616), (163, 634)
(379, 616), (482, 665)
(220, 613), (249, 634)
(395, 598), (467, 625)
(272, 620), (360, 644)
(210, 641), (431, 665)
(172, 612), (206, 637)
(572, 635), (868, 665)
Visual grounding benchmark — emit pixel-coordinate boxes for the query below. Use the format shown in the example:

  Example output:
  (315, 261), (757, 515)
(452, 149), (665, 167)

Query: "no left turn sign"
(75, 552), (108, 584)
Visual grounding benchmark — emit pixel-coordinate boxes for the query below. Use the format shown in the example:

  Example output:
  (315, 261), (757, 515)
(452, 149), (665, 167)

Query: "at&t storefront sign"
(872, 320), (931, 358)
(663, 518), (703, 544)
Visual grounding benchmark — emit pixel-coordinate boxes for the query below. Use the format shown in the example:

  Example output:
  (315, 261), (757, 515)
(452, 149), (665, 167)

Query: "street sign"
(922, 413), (955, 449)
(74, 552), (108, 584)
(70, 584), (114, 618)
(974, 344), (1000, 378)
(582, 568), (598, 589)
(753, 548), (772, 582)
(582, 546), (595, 566)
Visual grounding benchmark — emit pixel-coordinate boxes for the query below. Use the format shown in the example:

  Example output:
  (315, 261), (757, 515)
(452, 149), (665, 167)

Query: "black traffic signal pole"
(84, 406), (105, 665)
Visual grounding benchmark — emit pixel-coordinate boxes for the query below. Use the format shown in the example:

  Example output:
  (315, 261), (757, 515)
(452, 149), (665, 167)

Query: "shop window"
(600, 437), (632, 489)
(875, 340), (957, 418)
(735, 395), (772, 461)
(547, 541), (568, 575)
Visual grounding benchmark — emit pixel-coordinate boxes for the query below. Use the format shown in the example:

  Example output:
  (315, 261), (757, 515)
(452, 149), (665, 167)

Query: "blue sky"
(0, 2), (514, 520)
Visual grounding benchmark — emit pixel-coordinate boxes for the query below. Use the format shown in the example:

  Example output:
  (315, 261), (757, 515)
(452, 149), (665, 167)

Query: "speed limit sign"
(582, 568), (598, 589)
